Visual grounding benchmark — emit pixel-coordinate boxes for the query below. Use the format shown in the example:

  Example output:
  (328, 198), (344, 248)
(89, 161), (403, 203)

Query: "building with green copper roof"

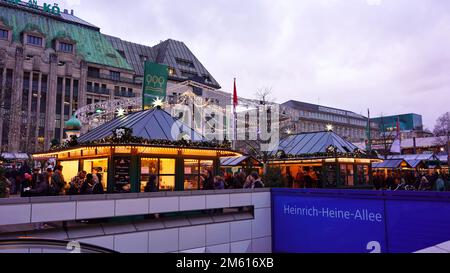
(0, 1), (132, 71)
(0, 0), (223, 154)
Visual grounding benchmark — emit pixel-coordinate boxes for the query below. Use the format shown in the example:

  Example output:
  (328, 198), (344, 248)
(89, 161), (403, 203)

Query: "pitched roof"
(104, 36), (221, 88)
(78, 108), (204, 143)
(274, 131), (361, 157)
(372, 159), (407, 169)
(220, 156), (262, 167)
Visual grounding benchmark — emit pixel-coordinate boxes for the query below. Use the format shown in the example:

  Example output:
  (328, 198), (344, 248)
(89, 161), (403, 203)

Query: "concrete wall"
(0, 189), (272, 253)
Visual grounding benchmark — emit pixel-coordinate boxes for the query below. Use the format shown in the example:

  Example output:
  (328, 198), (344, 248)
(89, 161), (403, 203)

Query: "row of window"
(296, 121), (366, 139)
(291, 109), (368, 127)
(0, 29), (75, 53)
(87, 81), (134, 97)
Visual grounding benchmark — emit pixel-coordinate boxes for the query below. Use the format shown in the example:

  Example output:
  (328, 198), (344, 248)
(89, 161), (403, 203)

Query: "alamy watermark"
(170, 103), (281, 152)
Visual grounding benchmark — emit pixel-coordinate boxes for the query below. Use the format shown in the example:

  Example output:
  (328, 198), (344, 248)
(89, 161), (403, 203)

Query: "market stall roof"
(387, 154), (436, 161)
(372, 159), (408, 169)
(438, 154), (449, 164)
(406, 160), (423, 168)
(220, 156), (262, 167)
(78, 108), (205, 143)
(0, 153), (30, 160)
(273, 131), (362, 157)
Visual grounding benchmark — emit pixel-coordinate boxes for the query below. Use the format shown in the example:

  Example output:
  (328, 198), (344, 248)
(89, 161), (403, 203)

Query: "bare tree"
(254, 87), (276, 105)
(434, 112), (450, 168)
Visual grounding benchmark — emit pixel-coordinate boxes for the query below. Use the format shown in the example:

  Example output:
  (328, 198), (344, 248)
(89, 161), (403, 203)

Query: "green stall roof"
(0, 4), (133, 71)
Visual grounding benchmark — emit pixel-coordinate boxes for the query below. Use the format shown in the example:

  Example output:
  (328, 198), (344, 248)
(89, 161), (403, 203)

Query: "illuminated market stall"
(220, 155), (263, 175)
(268, 131), (381, 189)
(32, 107), (241, 193)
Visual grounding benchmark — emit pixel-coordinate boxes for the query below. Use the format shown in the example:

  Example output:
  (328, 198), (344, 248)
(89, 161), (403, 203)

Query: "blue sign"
(272, 189), (450, 253)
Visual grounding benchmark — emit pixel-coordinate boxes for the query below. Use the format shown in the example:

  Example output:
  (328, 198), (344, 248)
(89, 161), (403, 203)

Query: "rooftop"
(272, 131), (363, 158)
(282, 100), (366, 119)
(77, 107), (205, 143)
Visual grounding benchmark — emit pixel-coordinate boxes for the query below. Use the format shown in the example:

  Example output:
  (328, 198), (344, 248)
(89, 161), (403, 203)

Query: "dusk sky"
(61, 0), (450, 129)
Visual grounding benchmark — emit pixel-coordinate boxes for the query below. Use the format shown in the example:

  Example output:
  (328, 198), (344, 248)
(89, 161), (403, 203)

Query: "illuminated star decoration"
(116, 108), (126, 117)
(326, 124), (334, 132)
(285, 129), (292, 135)
(152, 97), (165, 108)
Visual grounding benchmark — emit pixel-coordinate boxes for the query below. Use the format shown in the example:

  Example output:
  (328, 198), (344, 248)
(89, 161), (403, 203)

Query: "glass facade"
(372, 114), (424, 133)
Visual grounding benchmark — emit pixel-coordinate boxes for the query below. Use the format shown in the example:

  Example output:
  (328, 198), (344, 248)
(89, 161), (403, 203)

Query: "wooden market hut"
(32, 107), (241, 193)
(268, 131), (381, 189)
(220, 155), (263, 175)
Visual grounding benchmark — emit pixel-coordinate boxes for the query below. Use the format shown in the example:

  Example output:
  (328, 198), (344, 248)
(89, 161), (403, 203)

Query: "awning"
(406, 160), (423, 168)
(220, 156), (262, 167)
(372, 159), (407, 169)
(0, 153), (30, 160)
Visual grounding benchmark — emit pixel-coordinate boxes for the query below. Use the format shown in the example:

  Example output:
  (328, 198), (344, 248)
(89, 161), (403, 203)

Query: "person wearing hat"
(21, 172), (33, 197)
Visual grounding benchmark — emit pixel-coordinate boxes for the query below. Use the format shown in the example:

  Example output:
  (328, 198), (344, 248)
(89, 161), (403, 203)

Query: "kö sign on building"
(4, 0), (62, 16)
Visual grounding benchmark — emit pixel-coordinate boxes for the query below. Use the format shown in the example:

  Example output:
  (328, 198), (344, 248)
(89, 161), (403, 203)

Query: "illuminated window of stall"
(140, 158), (159, 192)
(83, 158), (109, 189)
(340, 164), (354, 187)
(184, 159), (213, 190)
(59, 160), (79, 182)
(140, 158), (175, 191)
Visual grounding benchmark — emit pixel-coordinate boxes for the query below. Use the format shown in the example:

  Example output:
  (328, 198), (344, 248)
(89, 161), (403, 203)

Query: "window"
(139, 55), (148, 62)
(0, 29), (8, 39)
(181, 70), (198, 79)
(176, 58), (195, 68)
(140, 158), (176, 192)
(184, 159), (214, 190)
(59, 42), (74, 53)
(110, 71), (120, 81)
(117, 50), (126, 59)
(27, 35), (43, 46)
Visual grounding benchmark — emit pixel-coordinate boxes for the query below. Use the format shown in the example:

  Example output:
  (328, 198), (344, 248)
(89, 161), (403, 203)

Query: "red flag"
(233, 78), (238, 109)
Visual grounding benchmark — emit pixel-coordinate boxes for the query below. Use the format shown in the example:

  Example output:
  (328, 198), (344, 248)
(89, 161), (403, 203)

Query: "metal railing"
(114, 91), (135, 98)
(88, 71), (141, 85)
(86, 85), (111, 95)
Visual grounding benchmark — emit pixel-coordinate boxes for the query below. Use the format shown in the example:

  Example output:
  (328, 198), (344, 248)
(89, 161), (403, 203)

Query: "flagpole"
(233, 78), (237, 151)
(367, 109), (372, 153)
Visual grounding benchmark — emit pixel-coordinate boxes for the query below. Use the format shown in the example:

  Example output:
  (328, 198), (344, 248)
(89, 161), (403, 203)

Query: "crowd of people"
(0, 163), (265, 198)
(372, 171), (450, 191)
(0, 163), (105, 198)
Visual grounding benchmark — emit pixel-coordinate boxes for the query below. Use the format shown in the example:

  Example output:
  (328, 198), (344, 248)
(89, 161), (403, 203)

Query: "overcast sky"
(61, 0), (450, 129)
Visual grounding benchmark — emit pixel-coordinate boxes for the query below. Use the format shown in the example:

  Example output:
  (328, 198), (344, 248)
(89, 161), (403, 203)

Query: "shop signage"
(142, 61), (168, 110)
(113, 156), (131, 193)
(3, 0), (62, 16)
(272, 189), (450, 253)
